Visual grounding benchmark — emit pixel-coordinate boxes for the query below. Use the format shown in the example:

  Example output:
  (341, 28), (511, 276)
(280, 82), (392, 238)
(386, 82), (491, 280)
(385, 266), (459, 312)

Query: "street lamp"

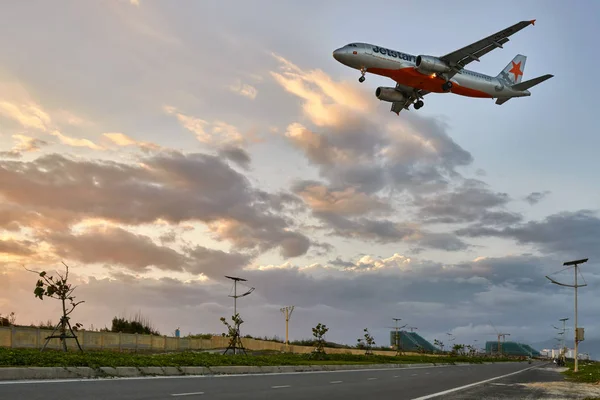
(546, 258), (588, 372)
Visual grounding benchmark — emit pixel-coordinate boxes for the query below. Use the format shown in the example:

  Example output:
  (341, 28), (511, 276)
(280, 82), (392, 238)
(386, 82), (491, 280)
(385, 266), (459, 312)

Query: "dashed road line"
(271, 385), (291, 389)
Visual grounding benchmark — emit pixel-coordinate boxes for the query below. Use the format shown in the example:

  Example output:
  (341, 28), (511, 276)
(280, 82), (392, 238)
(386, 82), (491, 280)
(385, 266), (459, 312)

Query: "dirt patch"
(521, 381), (600, 399)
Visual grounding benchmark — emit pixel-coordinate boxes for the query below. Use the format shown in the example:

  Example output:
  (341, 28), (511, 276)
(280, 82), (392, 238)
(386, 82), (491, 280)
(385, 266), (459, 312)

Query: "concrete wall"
(0, 326), (427, 357)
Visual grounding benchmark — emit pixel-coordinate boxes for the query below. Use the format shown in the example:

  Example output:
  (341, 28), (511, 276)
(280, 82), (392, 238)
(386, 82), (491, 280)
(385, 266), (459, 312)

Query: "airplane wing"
(390, 84), (429, 115)
(439, 20), (536, 76)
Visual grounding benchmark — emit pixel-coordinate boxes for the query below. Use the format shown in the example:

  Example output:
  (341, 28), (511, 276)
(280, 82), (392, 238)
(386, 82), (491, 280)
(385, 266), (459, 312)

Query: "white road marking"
(393, 375), (399, 378)
(411, 373), (418, 376)
(271, 385), (291, 389)
(330, 380), (343, 384)
(410, 364), (539, 400)
(367, 377), (377, 380)
(171, 392), (204, 396)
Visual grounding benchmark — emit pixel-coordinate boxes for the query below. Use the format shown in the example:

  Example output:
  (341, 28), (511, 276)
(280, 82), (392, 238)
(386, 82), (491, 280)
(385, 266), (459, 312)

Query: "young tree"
(357, 328), (376, 355)
(220, 313), (246, 355)
(465, 344), (476, 357)
(451, 343), (465, 356)
(434, 339), (445, 353)
(310, 323), (328, 359)
(27, 262), (84, 352)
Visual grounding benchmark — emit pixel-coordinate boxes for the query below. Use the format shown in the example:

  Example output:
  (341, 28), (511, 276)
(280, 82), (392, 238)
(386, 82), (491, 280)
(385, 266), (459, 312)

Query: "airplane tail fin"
(495, 74), (554, 105)
(496, 54), (527, 85)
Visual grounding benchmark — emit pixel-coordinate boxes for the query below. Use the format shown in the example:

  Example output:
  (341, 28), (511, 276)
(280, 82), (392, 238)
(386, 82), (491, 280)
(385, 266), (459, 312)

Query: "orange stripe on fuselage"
(368, 66), (492, 98)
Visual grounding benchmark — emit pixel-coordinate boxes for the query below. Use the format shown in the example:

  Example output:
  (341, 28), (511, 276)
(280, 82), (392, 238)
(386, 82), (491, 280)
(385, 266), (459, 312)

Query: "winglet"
(530, 19), (536, 26)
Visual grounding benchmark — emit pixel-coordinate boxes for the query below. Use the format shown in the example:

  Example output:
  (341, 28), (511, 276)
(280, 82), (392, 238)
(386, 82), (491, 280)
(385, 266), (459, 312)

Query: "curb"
(0, 361), (521, 381)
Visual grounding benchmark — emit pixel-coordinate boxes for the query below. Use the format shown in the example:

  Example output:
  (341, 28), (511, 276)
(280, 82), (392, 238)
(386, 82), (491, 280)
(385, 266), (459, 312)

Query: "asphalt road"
(0, 361), (565, 400)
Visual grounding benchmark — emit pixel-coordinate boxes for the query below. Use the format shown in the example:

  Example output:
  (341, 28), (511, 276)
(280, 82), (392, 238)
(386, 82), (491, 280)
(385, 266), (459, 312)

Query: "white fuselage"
(333, 43), (530, 99)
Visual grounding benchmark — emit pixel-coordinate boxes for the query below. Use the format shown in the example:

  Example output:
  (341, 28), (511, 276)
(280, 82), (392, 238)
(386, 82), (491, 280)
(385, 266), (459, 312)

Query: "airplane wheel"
(359, 76), (365, 83)
(414, 100), (424, 109)
(442, 81), (453, 91)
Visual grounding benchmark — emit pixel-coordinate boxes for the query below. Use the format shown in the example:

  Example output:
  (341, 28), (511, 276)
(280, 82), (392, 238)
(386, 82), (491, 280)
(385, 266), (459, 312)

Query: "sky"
(1, 0), (600, 355)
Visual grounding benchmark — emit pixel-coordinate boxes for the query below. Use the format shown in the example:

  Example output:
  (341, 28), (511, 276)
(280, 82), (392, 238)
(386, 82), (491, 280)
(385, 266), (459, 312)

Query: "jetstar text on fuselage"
(371, 46), (416, 62)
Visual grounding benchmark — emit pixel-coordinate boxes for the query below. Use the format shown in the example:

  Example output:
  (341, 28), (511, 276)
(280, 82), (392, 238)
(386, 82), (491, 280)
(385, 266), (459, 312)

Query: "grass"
(562, 360), (600, 384)
(0, 348), (519, 369)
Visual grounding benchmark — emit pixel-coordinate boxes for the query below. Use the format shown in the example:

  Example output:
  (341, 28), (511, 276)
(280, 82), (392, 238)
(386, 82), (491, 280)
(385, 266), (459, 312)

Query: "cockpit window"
(348, 43), (358, 47)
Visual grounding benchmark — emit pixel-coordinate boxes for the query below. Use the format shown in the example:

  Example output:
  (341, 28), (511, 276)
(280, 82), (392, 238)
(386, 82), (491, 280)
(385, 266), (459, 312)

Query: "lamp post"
(546, 258), (588, 372)
(224, 276), (255, 355)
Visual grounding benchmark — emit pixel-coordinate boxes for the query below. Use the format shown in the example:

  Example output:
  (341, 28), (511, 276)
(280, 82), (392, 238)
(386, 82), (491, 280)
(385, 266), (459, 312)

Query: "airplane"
(332, 20), (553, 114)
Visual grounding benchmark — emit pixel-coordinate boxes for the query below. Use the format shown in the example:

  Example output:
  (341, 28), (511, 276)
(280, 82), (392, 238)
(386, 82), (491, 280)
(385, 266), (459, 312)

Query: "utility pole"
(546, 258), (588, 372)
(553, 317), (569, 360)
(560, 318), (568, 358)
(280, 306), (295, 345)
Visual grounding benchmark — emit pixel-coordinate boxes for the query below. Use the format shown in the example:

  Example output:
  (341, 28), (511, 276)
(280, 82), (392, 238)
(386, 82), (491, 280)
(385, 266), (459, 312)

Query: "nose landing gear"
(358, 67), (366, 83)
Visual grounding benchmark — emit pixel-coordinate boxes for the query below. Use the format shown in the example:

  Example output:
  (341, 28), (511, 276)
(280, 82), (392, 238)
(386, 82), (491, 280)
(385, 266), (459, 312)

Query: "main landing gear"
(414, 100), (424, 110)
(358, 67), (366, 83)
(442, 81), (453, 92)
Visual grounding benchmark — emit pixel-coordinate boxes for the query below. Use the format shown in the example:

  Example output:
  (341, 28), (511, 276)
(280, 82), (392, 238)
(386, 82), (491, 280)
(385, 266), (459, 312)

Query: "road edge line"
(410, 363), (544, 400)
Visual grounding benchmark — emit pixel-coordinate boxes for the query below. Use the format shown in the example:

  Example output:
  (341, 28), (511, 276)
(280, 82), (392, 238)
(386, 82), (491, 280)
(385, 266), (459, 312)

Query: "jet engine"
(375, 87), (407, 103)
(415, 55), (452, 74)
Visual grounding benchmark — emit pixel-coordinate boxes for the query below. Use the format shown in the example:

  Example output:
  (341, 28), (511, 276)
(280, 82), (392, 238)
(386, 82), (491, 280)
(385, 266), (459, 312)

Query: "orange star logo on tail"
(509, 61), (523, 82)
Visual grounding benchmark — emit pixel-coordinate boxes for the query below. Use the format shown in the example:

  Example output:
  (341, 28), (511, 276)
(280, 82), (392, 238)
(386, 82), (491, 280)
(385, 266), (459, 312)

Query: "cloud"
(525, 191), (551, 205)
(0, 239), (36, 256)
(292, 180), (392, 217)
(12, 134), (49, 152)
(103, 132), (161, 153)
(417, 178), (523, 226)
(1, 134), (50, 159)
(0, 151), (311, 259)
(313, 211), (470, 251)
(163, 106), (247, 148)
(217, 146), (251, 169)
(272, 56), (472, 195)
(0, 88), (102, 153)
(228, 79), (258, 100)
(0, 151), (21, 159)
(270, 55), (474, 250)
(0, 100), (51, 131)
(456, 210), (600, 259)
(37, 223), (252, 279)
(43, 225), (188, 273)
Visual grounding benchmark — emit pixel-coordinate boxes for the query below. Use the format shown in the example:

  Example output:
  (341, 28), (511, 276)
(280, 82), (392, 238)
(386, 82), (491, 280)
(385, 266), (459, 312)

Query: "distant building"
(539, 348), (589, 360)
(484, 341), (541, 357)
(390, 331), (438, 352)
